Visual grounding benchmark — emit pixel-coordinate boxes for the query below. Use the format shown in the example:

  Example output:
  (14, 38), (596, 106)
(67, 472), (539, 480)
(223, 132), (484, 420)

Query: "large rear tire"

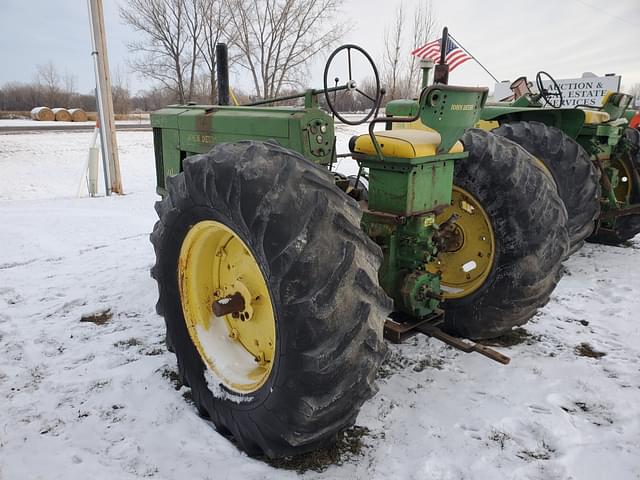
(439, 129), (569, 339)
(150, 141), (391, 458)
(493, 121), (600, 254)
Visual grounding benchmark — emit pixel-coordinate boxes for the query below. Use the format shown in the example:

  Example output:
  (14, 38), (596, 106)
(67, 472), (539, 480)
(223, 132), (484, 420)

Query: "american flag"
(411, 37), (472, 72)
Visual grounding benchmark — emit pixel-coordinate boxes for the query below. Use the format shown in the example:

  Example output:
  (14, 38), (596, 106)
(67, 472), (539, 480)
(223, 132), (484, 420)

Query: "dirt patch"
(478, 328), (541, 347)
(575, 342), (606, 358)
(266, 425), (370, 473)
(80, 309), (112, 325)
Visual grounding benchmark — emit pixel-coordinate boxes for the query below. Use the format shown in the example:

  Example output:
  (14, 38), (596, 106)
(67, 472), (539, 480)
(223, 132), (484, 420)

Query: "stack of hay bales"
(30, 106), (90, 122)
(68, 108), (88, 122)
(51, 108), (72, 122)
(30, 106), (55, 121)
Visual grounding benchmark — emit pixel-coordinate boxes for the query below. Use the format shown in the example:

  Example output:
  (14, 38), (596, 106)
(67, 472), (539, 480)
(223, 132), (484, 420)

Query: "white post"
(87, 0), (123, 195)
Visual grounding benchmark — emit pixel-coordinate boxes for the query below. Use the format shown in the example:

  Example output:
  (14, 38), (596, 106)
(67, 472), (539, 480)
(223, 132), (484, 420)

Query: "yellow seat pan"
(583, 110), (610, 124)
(353, 129), (464, 158)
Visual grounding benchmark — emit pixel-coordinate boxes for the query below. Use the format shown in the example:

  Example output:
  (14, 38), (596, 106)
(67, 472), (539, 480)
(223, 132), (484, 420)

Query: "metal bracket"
(384, 314), (511, 365)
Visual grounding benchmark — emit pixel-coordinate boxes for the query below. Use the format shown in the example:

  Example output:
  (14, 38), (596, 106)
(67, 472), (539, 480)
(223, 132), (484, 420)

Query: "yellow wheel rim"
(428, 187), (495, 299)
(178, 220), (276, 394)
(612, 157), (632, 203)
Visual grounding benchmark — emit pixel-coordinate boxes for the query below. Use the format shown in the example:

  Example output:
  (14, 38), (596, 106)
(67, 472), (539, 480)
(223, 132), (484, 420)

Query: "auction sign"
(493, 75), (622, 107)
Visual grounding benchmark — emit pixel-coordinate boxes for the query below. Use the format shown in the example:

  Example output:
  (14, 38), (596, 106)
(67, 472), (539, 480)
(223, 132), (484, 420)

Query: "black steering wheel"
(535, 71), (563, 108)
(323, 44), (382, 125)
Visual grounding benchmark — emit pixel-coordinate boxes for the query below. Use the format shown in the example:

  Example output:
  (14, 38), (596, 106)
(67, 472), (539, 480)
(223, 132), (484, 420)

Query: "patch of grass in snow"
(488, 429), (511, 450)
(141, 346), (165, 356)
(516, 440), (556, 461)
(80, 309), (113, 325)
(160, 367), (183, 390)
(574, 342), (606, 358)
(265, 425), (370, 473)
(113, 337), (143, 349)
(377, 348), (443, 379)
(478, 327), (541, 347)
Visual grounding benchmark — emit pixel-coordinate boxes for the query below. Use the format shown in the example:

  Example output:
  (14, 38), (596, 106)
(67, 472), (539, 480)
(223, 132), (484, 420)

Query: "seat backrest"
(418, 85), (489, 153)
(600, 92), (633, 121)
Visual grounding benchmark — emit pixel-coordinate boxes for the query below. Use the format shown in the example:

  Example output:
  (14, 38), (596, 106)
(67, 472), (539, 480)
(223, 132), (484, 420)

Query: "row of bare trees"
(0, 62), (134, 114)
(120, 0), (345, 103)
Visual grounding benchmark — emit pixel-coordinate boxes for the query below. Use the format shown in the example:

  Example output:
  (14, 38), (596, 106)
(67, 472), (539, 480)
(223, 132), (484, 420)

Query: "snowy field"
(0, 118), (149, 129)
(1, 125), (639, 480)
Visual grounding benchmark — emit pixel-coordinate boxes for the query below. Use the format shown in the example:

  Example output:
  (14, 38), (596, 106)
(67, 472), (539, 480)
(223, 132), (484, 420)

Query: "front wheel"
(150, 141), (391, 458)
(434, 129), (569, 339)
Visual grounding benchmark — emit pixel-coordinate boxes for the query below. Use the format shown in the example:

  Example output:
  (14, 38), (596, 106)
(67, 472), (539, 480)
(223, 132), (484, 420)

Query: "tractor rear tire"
(441, 129), (569, 339)
(150, 141), (391, 458)
(493, 121), (600, 254)
(588, 127), (640, 244)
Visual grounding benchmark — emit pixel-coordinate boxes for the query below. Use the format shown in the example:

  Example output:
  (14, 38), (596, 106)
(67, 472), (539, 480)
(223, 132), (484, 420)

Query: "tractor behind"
(480, 73), (640, 246)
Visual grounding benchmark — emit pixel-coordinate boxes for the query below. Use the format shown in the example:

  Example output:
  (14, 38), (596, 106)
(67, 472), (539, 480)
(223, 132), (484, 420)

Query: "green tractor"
(149, 40), (568, 458)
(479, 72), (640, 247)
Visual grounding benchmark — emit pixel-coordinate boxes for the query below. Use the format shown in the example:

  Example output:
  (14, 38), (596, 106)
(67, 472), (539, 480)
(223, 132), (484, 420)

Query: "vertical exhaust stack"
(216, 43), (230, 106)
(433, 26), (450, 85)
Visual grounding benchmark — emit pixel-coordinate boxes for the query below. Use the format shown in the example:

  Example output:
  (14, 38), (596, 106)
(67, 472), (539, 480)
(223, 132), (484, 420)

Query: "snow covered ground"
(1, 126), (639, 480)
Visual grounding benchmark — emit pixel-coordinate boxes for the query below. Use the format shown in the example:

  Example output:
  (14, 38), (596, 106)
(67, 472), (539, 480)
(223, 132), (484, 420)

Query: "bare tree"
(36, 62), (62, 106)
(405, 1), (437, 97)
(197, 0), (234, 103)
(383, 3), (404, 100)
(625, 82), (640, 106)
(121, 0), (193, 103)
(382, 1), (437, 101)
(225, 0), (345, 99)
(112, 67), (132, 114)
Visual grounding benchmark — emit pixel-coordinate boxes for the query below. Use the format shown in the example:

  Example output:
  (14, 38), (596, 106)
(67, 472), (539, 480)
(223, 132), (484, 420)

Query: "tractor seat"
(351, 129), (464, 158)
(582, 110), (611, 125)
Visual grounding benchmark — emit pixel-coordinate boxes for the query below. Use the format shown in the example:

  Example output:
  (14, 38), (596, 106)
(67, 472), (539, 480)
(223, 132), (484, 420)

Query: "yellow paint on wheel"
(428, 187), (495, 299)
(178, 220), (276, 394)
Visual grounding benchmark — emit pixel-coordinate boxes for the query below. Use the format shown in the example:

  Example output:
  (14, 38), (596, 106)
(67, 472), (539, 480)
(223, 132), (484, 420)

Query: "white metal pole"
(87, 0), (123, 194)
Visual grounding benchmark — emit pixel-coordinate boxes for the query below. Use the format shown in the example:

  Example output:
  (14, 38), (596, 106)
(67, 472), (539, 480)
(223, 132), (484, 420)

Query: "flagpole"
(448, 33), (499, 83)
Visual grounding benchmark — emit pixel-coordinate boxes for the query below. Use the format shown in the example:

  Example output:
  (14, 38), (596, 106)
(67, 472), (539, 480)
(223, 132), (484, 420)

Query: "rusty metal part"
(384, 312), (444, 343)
(417, 324), (511, 365)
(594, 158), (616, 204)
(384, 314), (511, 365)
(434, 213), (463, 252)
(362, 205), (447, 224)
(212, 292), (245, 317)
(599, 204), (640, 221)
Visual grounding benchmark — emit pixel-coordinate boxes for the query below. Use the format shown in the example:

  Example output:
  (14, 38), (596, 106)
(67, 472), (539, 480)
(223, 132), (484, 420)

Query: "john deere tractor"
(149, 40), (568, 458)
(479, 72), (640, 247)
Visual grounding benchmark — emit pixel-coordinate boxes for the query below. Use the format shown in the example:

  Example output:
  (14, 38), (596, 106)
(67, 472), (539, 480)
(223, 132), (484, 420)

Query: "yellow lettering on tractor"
(450, 104), (475, 111)
(186, 133), (215, 144)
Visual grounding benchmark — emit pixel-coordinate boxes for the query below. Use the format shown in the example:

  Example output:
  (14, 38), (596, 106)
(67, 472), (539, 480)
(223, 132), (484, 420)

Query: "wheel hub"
(428, 187), (495, 299)
(178, 220), (276, 393)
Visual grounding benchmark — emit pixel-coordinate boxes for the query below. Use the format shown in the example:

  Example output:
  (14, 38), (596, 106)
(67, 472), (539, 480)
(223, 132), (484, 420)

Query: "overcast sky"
(1, 0), (638, 95)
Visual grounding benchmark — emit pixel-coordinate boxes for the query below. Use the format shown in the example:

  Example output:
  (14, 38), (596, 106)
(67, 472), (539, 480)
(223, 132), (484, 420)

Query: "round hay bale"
(51, 108), (72, 122)
(30, 106), (55, 121)
(68, 108), (88, 122)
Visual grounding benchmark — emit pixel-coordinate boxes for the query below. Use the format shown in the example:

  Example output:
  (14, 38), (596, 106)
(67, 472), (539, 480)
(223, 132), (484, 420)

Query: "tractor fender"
(479, 106), (586, 139)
